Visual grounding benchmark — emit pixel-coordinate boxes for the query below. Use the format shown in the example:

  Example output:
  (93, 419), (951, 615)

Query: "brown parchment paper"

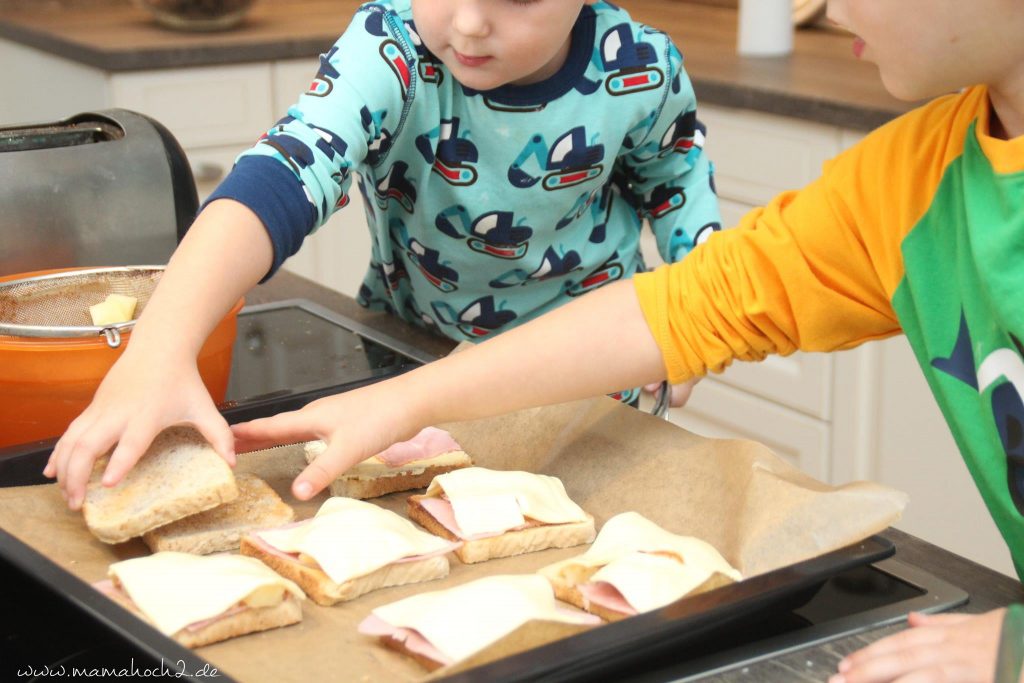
(0, 396), (907, 682)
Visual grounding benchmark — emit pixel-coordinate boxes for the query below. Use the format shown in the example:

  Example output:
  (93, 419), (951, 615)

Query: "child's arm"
(232, 278), (669, 498)
(45, 199), (272, 509)
(49, 5), (416, 508)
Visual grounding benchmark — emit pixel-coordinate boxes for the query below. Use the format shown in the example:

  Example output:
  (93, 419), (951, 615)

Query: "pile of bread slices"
(81, 425), (741, 671)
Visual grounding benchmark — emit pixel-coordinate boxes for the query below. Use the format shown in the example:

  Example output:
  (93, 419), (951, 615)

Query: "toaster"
(0, 109), (198, 275)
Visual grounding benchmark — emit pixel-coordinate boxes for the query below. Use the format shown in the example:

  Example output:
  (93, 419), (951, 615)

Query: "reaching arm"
(232, 278), (668, 499)
(46, 199), (272, 509)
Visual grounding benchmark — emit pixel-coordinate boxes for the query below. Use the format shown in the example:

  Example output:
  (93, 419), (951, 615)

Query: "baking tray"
(434, 535), (895, 682)
(0, 524), (893, 682)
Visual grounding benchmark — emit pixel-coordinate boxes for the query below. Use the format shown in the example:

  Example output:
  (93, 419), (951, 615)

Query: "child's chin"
(451, 71), (506, 92)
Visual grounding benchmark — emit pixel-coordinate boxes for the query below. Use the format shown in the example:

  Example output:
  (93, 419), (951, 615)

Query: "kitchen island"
(251, 269), (1024, 682)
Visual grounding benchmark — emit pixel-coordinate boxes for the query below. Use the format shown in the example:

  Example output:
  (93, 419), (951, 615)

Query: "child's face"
(411, 0), (595, 91)
(827, 0), (1024, 102)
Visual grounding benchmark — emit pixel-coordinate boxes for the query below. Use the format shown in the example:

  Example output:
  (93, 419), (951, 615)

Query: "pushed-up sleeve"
(205, 5), (413, 277)
(630, 120), (926, 383)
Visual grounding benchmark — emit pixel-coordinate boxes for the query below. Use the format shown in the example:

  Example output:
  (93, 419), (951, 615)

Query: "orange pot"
(0, 269), (242, 448)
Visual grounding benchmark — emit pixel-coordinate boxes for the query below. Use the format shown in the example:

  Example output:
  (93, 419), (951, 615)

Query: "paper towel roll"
(737, 0), (794, 57)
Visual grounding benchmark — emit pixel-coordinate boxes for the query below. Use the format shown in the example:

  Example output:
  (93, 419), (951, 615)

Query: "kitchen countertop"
(254, 269), (1024, 682)
(0, 0), (914, 130)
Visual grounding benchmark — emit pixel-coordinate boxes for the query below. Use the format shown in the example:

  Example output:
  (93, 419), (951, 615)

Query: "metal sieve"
(0, 266), (164, 348)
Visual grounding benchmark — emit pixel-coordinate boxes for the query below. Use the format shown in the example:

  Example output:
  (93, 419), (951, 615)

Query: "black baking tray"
(435, 535), (895, 682)
(0, 521), (892, 682)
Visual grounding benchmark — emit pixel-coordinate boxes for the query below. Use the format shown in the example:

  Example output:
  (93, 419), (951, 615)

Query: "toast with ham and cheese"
(83, 426), (238, 544)
(539, 512), (742, 621)
(406, 467), (595, 564)
(240, 497), (459, 606)
(94, 552), (304, 648)
(142, 474), (294, 555)
(304, 427), (472, 500)
(358, 574), (601, 671)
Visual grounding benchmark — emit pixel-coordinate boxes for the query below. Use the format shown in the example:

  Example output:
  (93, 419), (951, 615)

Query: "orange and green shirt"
(634, 86), (1024, 577)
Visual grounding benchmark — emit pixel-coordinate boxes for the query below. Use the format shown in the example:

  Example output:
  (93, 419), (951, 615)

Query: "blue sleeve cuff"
(202, 155), (316, 282)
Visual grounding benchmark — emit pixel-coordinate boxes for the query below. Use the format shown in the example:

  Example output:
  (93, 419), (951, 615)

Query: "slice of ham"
(578, 582), (638, 617)
(376, 427), (462, 467)
(358, 613), (454, 667)
(416, 496), (542, 541)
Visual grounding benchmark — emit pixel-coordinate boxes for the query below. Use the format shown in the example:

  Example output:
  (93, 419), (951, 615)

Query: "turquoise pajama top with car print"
(208, 0), (721, 346)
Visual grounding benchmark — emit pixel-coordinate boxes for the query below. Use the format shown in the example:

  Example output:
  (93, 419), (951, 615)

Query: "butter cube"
(89, 294), (138, 326)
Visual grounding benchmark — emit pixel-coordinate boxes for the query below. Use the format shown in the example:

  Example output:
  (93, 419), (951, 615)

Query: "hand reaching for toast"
(44, 347), (235, 510)
(231, 382), (423, 501)
(828, 610), (1005, 683)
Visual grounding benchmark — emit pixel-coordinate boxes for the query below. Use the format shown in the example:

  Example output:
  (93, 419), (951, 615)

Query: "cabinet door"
(700, 103), (841, 205)
(110, 64), (273, 149)
(643, 380), (832, 481)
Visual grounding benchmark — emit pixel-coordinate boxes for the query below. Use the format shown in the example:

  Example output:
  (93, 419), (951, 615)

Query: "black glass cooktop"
(219, 299), (432, 424)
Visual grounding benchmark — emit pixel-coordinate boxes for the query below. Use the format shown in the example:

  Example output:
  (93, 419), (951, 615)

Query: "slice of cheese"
(108, 552), (304, 636)
(256, 497), (456, 584)
(590, 551), (720, 613)
(447, 492), (524, 538)
(424, 467), (589, 537)
(539, 512), (741, 613)
(369, 574), (598, 664)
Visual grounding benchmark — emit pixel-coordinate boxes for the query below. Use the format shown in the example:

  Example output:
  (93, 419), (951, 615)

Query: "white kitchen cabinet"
(639, 103), (1015, 576)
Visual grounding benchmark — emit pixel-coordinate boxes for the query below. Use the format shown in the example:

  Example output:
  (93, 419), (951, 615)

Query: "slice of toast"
(546, 568), (735, 622)
(142, 475), (294, 555)
(176, 593), (302, 648)
(83, 426), (238, 544)
(407, 496), (595, 564)
(239, 535), (449, 606)
(304, 440), (472, 500)
(102, 580), (302, 648)
(379, 635), (446, 672)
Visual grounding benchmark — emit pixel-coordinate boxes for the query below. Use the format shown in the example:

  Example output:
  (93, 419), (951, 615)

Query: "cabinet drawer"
(649, 379), (832, 481)
(110, 64), (273, 149)
(713, 352), (832, 420)
(701, 104), (841, 205)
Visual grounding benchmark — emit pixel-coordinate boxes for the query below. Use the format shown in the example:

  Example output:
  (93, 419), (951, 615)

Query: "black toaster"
(0, 109), (198, 275)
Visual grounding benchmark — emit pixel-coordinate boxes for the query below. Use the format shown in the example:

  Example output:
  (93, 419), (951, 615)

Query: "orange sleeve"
(633, 88), (986, 383)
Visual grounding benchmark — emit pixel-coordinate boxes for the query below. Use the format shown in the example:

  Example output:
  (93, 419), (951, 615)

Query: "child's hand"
(43, 348), (235, 510)
(231, 382), (424, 501)
(643, 377), (701, 409)
(829, 610), (1003, 683)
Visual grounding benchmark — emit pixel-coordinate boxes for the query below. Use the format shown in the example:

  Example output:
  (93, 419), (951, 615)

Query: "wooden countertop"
(0, 0), (914, 130)
(254, 270), (1024, 682)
